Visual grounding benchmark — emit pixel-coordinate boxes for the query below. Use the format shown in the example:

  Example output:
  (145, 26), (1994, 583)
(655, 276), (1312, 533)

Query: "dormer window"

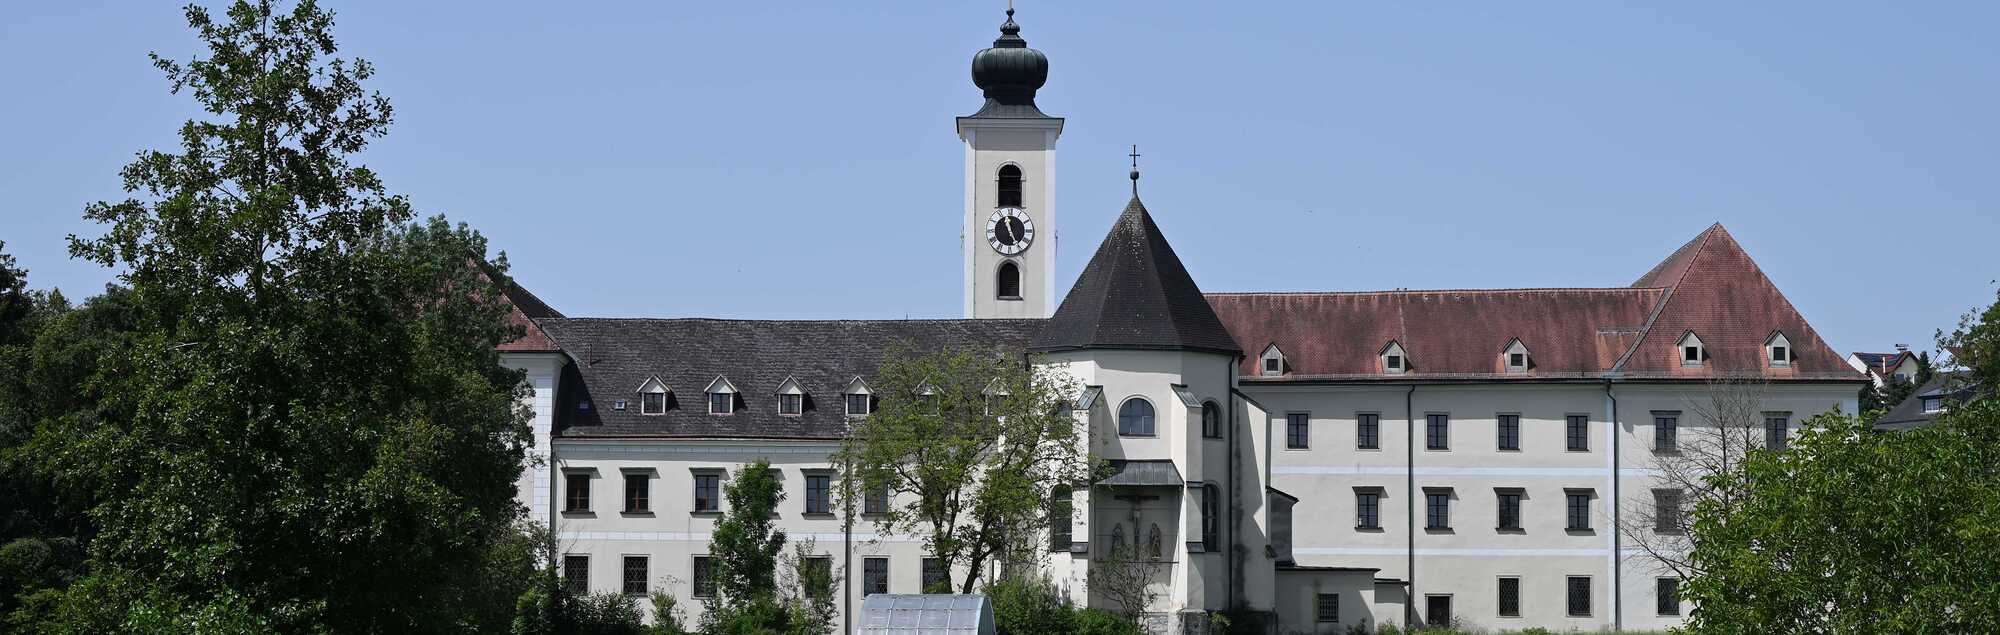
(705, 376), (738, 415)
(776, 377), (806, 416)
(1678, 332), (1706, 368)
(983, 379), (1010, 415)
(1260, 344), (1286, 377)
(1380, 341), (1410, 375)
(997, 164), (1023, 208)
(635, 376), (670, 415)
(917, 381), (939, 414)
(1765, 332), (1793, 368)
(843, 377), (872, 417)
(1502, 339), (1531, 374)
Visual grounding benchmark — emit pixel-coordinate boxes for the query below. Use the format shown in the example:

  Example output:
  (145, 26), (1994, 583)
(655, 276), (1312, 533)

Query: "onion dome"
(968, 8), (1052, 118)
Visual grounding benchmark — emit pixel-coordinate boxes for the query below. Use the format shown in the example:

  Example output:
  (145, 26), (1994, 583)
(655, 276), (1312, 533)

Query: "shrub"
(987, 576), (1076, 635)
(1072, 608), (1142, 635)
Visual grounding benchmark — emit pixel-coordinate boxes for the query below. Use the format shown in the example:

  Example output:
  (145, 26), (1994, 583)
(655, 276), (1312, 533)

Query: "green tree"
(1681, 403), (2000, 633)
(703, 458), (844, 635)
(26, 1), (534, 630)
(835, 345), (1090, 594)
(1942, 285), (2000, 390)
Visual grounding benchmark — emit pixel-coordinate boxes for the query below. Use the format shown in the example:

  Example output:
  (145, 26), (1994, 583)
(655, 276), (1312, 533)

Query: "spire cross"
(1128, 144), (1142, 195)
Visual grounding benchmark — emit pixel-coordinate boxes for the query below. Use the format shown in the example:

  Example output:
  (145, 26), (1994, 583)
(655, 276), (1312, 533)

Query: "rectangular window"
(693, 472), (720, 512)
(1286, 413), (1309, 449)
(1765, 416), (1788, 451)
(865, 484), (889, 515)
(1426, 414), (1449, 450)
(1497, 414), (1520, 451)
(1262, 356), (1280, 375)
(624, 473), (649, 513)
(1567, 491), (1592, 531)
(846, 393), (871, 416)
(692, 556), (715, 597)
(641, 391), (666, 414)
(1426, 489), (1451, 530)
(1497, 577), (1520, 617)
(564, 555), (589, 595)
(1356, 490), (1381, 529)
(1049, 486), (1072, 551)
(1356, 413), (1379, 449)
(1656, 578), (1680, 616)
(779, 393), (803, 416)
(1655, 413), (1679, 453)
(623, 556), (648, 596)
(1684, 345), (1700, 362)
(1922, 396), (1944, 413)
(921, 557), (949, 593)
(802, 556), (833, 588)
(565, 473), (590, 512)
(805, 474), (831, 514)
(1566, 414), (1589, 451)
(1317, 593), (1340, 623)
(1387, 354), (1403, 370)
(709, 392), (732, 415)
(863, 557), (889, 595)
(1510, 352), (1526, 368)
(1654, 489), (1682, 533)
(1771, 345), (1788, 363)
(1426, 595), (1451, 627)
(1496, 490), (1522, 530)
(1567, 576), (1592, 617)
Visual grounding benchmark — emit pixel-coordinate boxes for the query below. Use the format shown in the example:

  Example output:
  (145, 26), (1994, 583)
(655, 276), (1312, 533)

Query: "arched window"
(997, 164), (1023, 208)
(1202, 483), (1220, 552)
(996, 261), (1021, 300)
(1118, 398), (1155, 437)
(1201, 401), (1221, 439)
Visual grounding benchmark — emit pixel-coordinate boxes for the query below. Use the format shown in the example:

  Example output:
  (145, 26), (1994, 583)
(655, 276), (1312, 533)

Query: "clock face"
(986, 208), (1035, 255)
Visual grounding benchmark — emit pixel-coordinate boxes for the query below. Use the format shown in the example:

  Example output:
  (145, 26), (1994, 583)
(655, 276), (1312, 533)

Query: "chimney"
(1895, 343), (1910, 352)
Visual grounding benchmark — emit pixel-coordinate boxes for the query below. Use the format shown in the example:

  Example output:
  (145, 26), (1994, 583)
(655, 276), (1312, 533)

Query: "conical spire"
(1031, 190), (1241, 355)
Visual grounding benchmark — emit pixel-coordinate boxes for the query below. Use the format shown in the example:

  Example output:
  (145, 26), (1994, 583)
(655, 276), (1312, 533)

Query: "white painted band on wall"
(1292, 547), (1683, 557)
(1274, 466), (1667, 477)
(560, 531), (926, 544)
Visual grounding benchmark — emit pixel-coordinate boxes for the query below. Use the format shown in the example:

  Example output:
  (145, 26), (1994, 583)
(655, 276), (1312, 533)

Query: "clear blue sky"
(3, 1), (1996, 356)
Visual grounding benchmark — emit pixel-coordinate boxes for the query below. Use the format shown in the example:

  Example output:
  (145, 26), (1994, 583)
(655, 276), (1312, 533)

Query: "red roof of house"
(476, 261), (564, 353)
(1210, 224), (1863, 382)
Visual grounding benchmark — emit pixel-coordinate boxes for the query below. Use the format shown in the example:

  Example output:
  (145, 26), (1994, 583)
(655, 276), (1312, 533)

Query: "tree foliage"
(1942, 285), (2000, 390)
(835, 345), (1090, 594)
(701, 459), (839, 635)
(11, 1), (535, 630)
(1681, 402), (2000, 633)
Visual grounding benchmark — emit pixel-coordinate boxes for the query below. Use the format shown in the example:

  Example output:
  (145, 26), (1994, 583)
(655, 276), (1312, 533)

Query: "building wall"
(961, 122), (1061, 319)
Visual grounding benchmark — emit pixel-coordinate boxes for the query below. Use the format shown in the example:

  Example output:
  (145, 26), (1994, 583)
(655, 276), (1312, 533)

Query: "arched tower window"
(996, 261), (1022, 300)
(997, 164), (1023, 208)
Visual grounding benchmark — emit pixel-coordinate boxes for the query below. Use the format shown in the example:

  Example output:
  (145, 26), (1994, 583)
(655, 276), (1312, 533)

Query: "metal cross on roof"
(1128, 144), (1141, 194)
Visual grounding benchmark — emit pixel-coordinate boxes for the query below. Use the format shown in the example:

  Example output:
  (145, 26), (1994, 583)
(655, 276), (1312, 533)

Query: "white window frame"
(635, 376), (670, 416)
(705, 376), (738, 415)
(1678, 331), (1705, 368)
(1765, 331), (1793, 368)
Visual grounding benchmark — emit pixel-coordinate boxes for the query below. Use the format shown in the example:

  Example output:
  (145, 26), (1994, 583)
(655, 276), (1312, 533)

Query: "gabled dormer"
(705, 375), (738, 415)
(1764, 331), (1793, 368)
(1678, 331), (1707, 368)
(842, 376), (872, 418)
(983, 378), (1010, 415)
(1501, 338), (1532, 374)
(775, 376), (807, 416)
(916, 380), (940, 413)
(1379, 340), (1410, 375)
(635, 376), (672, 415)
(1259, 343), (1287, 377)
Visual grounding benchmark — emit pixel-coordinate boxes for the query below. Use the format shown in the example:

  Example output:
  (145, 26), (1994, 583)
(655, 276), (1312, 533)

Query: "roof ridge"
(545, 317), (1046, 325)
(1207, 287), (1665, 297)
(1609, 225), (1721, 375)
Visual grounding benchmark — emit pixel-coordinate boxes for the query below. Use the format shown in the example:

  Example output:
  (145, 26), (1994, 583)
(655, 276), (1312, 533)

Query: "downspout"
(843, 455), (853, 635)
(1605, 379), (1622, 631)
(1224, 355), (1239, 613)
(1404, 384), (1417, 627)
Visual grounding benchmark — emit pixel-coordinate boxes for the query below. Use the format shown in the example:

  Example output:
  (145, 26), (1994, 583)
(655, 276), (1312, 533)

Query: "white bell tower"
(960, 8), (1063, 319)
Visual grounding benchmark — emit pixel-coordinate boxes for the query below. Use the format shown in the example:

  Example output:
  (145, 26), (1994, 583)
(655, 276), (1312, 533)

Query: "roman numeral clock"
(986, 208), (1035, 256)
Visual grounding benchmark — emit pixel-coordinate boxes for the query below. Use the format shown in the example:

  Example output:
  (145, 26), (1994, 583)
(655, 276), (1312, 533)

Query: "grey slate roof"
(1097, 459), (1186, 487)
(537, 318), (1043, 439)
(1878, 371), (1981, 429)
(1031, 196), (1242, 356)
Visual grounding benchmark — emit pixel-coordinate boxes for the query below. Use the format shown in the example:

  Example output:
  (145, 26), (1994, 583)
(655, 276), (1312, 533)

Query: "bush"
(1072, 608), (1142, 635)
(987, 576), (1076, 635)
(572, 592), (644, 635)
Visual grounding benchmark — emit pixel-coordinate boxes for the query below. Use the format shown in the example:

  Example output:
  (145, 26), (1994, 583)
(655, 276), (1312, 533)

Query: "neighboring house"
(1847, 349), (1922, 387)
(491, 9), (1867, 634)
(1877, 372), (1982, 430)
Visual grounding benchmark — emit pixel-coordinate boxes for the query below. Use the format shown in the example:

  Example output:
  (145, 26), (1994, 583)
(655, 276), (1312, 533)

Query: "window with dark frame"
(622, 556), (648, 596)
(1498, 577), (1520, 617)
(1567, 576), (1592, 616)
(1118, 399), (1156, 437)
(996, 164), (1023, 208)
(845, 393), (871, 417)
(1357, 413), (1379, 449)
(1049, 486), (1072, 551)
(692, 556), (715, 597)
(693, 472), (720, 512)
(641, 391), (666, 414)
(565, 473), (590, 512)
(1566, 414), (1589, 451)
(1202, 484), (1220, 552)
(624, 473), (649, 513)
(709, 392), (733, 415)
(1426, 595), (1451, 627)
(1202, 401), (1221, 439)
(802, 556), (832, 590)
(1684, 345), (1700, 362)
(863, 557), (889, 595)
(1509, 352), (1526, 368)
(1317, 593), (1340, 623)
(1655, 413), (1679, 452)
(865, 484), (889, 515)
(564, 555), (589, 595)
(995, 261), (1022, 299)
(1497, 414), (1520, 451)
(1654, 489), (1682, 533)
(1426, 490), (1451, 530)
(1356, 490), (1381, 529)
(1286, 413), (1309, 449)
(778, 393), (803, 416)
(1765, 416), (1788, 451)
(1567, 491), (1591, 530)
(1656, 578), (1680, 616)
(1771, 345), (1788, 363)
(1426, 414), (1449, 450)
(1496, 490), (1522, 530)
(1262, 354), (1281, 376)
(921, 557), (948, 593)
(805, 474), (831, 514)
(1387, 354), (1403, 371)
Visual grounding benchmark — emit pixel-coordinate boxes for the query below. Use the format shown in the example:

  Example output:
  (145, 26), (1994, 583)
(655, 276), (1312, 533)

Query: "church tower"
(960, 8), (1063, 319)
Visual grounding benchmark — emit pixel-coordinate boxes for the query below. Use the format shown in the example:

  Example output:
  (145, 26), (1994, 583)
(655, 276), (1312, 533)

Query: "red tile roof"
(1210, 224), (1864, 383)
(475, 260), (564, 353)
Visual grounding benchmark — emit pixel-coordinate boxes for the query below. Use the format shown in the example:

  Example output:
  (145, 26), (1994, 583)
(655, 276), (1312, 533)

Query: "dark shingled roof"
(1878, 372), (1981, 429)
(538, 318), (1043, 439)
(1032, 196), (1241, 356)
(1097, 460), (1186, 487)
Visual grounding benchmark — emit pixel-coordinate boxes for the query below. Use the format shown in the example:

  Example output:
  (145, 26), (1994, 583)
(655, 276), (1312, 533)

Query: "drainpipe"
(843, 454), (853, 635)
(1404, 384), (1417, 627)
(1604, 380), (1622, 631)
(1224, 355), (1239, 613)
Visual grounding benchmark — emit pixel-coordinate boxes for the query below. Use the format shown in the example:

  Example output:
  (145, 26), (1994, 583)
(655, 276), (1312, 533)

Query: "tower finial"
(1128, 144), (1141, 195)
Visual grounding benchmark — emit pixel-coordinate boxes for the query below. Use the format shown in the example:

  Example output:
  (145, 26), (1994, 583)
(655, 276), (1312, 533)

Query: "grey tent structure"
(856, 594), (995, 635)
